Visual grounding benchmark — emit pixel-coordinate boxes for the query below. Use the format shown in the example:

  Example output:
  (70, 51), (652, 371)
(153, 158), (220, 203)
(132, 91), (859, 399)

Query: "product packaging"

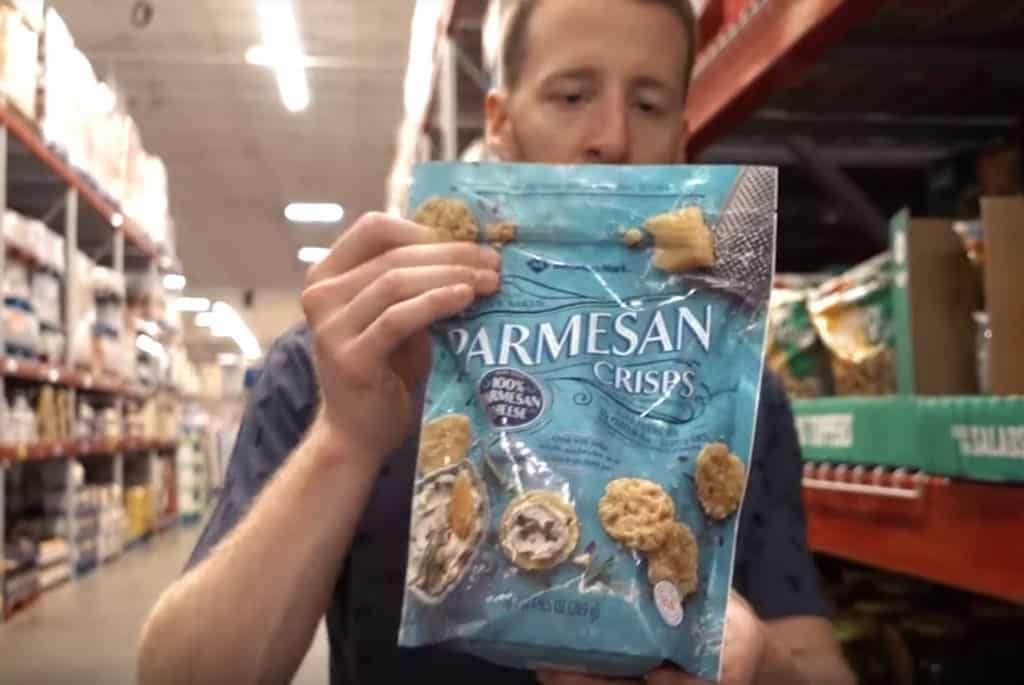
(809, 253), (896, 396)
(768, 274), (830, 398)
(398, 163), (777, 679)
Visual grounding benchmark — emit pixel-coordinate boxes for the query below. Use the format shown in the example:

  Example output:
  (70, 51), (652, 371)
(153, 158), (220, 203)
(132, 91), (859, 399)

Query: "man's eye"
(561, 92), (585, 105)
(634, 100), (664, 115)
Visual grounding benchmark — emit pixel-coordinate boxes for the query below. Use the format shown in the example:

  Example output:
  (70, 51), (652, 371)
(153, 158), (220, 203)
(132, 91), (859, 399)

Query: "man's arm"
(138, 416), (380, 685)
(137, 212), (502, 684)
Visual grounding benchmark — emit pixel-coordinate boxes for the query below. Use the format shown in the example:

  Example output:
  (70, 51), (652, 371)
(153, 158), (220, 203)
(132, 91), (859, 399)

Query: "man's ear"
(676, 114), (690, 163)
(485, 88), (518, 161)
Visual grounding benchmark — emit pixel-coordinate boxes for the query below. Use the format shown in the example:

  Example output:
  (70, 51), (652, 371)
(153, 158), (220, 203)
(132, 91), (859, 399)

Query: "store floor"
(0, 519), (330, 684)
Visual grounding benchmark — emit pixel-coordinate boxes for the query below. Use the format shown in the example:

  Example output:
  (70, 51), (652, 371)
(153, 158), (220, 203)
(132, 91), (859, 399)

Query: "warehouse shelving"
(2, 88), (182, 620)
(1, 102), (159, 263)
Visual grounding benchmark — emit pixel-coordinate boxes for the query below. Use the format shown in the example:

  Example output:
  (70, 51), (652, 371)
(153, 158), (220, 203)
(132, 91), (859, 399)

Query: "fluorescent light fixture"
(175, 297), (211, 313)
(163, 273), (187, 291)
(297, 247), (330, 264)
(285, 202), (344, 224)
(110, 212), (124, 228)
(245, 44), (313, 68)
(195, 311), (216, 328)
(210, 302), (263, 360)
(256, 2), (310, 112)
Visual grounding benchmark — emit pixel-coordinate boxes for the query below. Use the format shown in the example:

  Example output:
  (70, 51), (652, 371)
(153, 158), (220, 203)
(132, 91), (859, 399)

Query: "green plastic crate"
(792, 397), (916, 469)
(918, 396), (1024, 483)
(794, 395), (1024, 482)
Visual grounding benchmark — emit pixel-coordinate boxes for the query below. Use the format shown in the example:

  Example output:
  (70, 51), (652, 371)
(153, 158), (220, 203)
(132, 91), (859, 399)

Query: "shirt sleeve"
(733, 371), (831, 620)
(185, 324), (319, 570)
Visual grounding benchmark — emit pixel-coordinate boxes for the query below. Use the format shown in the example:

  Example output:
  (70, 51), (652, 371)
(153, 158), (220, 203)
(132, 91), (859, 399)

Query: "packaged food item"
(398, 163), (777, 679)
(809, 253), (895, 396)
(952, 219), (984, 269)
(767, 274), (830, 398)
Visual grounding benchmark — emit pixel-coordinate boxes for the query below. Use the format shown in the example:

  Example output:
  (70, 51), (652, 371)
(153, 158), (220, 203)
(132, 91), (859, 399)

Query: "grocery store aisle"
(0, 520), (330, 684)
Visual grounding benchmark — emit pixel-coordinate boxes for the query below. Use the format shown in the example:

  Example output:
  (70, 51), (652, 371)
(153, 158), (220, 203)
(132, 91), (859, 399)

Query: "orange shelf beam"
(803, 464), (1024, 604)
(687, 0), (885, 155)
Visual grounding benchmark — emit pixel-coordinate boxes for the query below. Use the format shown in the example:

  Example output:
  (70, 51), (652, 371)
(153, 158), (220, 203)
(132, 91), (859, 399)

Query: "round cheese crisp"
(695, 442), (746, 520)
(499, 490), (579, 571)
(418, 414), (471, 474)
(598, 478), (676, 551)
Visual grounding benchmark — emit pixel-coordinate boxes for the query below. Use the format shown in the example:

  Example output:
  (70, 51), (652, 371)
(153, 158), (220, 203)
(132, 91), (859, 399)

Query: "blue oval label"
(479, 368), (545, 429)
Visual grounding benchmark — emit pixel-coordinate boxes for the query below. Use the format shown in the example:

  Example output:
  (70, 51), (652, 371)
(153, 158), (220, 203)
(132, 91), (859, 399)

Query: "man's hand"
(301, 211), (501, 469)
(536, 591), (766, 685)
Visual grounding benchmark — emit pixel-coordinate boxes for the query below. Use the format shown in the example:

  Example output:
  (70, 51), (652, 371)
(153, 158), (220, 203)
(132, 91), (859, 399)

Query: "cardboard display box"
(890, 210), (983, 395)
(981, 196), (1024, 396)
(794, 396), (1024, 483)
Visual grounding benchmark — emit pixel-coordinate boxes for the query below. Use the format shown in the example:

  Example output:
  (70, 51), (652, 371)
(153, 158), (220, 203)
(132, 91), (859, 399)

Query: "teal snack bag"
(399, 163), (777, 680)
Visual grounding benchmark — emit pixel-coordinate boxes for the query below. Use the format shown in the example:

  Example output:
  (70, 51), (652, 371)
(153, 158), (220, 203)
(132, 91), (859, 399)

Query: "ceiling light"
(256, 2), (310, 112)
(163, 273), (187, 291)
(211, 302), (263, 361)
(111, 212), (124, 228)
(285, 202), (344, 223)
(297, 247), (330, 264)
(195, 311), (216, 328)
(245, 44), (313, 68)
(174, 297), (210, 313)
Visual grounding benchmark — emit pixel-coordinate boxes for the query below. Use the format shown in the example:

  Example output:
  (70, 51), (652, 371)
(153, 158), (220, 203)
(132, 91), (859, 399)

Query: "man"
(138, 1), (855, 684)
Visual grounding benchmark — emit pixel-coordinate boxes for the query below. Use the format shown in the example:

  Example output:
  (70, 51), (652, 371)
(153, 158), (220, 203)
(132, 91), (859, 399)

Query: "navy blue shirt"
(188, 324), (828, 684)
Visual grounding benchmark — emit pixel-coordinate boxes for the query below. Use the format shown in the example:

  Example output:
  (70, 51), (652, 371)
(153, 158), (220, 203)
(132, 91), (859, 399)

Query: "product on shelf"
(3, 211), (67, 362)
(767, 274), (831, 398)
(809, 253), (895, 396)
(124, 485), (153, 540)
(38, 7), (172, 249)
(0, 3), (38, 119)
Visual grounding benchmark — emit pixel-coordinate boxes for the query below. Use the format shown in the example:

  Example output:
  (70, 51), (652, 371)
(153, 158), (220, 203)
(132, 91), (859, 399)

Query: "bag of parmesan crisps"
(399, 163), (777, 680)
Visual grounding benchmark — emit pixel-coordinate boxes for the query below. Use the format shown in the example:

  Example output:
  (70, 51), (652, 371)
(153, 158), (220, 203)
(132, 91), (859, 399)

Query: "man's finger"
(302, 242), (500, 317)
(308, 212), (437, 283)
(348, 284), (476, 366)
(338, 265), (498, 336)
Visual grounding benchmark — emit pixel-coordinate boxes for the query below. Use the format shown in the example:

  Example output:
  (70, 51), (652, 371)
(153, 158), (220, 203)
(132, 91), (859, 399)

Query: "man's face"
(486, 0), (690, 165)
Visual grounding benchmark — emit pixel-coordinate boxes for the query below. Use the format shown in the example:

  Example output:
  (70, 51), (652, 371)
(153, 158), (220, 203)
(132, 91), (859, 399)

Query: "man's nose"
(583, 96), (629, 164)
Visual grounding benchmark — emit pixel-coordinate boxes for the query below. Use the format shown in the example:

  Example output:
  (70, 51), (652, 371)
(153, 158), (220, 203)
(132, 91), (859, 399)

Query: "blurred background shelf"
(1, 355), (150, 398)
(0, 437), (179, 463)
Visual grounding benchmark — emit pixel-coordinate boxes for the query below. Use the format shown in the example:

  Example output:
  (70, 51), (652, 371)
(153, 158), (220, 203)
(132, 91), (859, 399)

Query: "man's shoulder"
(257, 322), (317, 390)
(269, 321), (314, 364)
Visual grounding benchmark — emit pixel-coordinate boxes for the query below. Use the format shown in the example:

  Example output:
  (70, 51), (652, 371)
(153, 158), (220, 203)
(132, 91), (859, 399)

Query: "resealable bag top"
(399, 163), (777, 681)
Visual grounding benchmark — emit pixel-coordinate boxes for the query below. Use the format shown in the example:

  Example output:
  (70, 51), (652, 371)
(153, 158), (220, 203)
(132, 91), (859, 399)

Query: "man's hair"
(500, 0), (699, 93)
